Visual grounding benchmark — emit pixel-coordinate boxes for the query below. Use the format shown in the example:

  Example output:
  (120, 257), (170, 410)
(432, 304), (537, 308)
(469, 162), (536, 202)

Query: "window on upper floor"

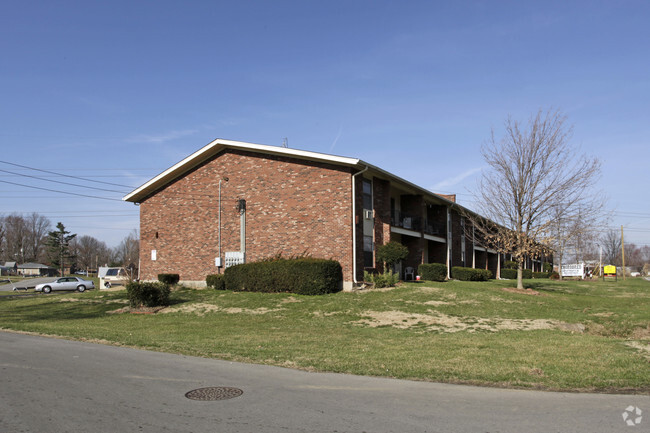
(362, 179), (372, 210)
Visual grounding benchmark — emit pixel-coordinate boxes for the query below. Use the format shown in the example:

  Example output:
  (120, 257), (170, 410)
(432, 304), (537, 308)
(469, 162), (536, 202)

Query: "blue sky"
(1, 0), (649, 249)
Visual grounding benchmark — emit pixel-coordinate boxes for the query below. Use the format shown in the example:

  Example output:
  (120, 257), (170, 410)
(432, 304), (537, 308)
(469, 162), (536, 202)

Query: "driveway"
(0, 331), (647, 433)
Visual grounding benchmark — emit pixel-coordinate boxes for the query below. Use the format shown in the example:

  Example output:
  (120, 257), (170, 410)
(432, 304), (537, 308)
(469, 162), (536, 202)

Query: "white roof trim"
(123, 138), (361, 202)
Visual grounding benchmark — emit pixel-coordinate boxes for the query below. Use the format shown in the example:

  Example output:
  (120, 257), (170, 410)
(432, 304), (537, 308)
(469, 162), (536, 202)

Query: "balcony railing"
(391, 211), (421, 231)
(424, 220), (446, 237)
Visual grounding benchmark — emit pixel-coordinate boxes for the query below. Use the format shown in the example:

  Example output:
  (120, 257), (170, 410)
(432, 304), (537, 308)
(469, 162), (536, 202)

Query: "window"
(362, 179), (372, 210)
(363, 235), (374, 268)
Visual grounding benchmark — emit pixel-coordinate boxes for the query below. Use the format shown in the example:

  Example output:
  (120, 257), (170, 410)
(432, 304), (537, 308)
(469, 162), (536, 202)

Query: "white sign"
(561, 263), (584, 278)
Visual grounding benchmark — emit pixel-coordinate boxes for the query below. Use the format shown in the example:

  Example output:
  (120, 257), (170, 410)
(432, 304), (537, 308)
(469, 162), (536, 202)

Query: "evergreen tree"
(46, 222), (76, 276)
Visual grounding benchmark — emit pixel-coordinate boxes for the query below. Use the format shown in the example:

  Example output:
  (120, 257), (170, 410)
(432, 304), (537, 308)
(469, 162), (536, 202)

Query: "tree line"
(0, 213), (139, 273)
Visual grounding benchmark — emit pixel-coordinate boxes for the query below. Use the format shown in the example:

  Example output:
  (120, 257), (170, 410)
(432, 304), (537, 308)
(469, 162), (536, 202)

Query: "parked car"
(103, 267), (130, 288)
(35, 277), (95, 293)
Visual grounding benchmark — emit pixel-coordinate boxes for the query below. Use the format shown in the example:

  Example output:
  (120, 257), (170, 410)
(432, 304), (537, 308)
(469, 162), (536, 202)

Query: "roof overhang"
(122, 138), (460, 210)
(123, 138), (363, 203)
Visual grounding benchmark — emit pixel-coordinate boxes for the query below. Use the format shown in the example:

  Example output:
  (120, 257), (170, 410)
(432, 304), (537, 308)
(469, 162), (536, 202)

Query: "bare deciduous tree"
(548, 200), (605, 279)
(468, 109), (601, 289)
(114, 229), (140, 277)
(71, 235), (112, 271)
(4, 214), (28, 263)
(25, 212), (51, 262)
(601, 229), (621, 266)
(0, 213), (51, 263)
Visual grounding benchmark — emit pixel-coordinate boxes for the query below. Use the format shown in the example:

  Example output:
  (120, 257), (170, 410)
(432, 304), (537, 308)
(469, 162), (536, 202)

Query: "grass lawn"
(0, 277), (648, 393)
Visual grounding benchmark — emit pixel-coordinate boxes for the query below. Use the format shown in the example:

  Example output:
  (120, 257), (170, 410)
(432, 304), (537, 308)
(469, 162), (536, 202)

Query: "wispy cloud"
(329, 125), (343, 153)
(430, 167), (483, 192)
(127, 129), (198, 144)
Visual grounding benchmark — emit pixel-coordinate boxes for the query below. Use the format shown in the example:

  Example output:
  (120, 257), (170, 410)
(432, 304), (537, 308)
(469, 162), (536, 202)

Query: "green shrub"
(543, 262), (553, 273)
(504, 260), (518, 270)
(533, 272), (550, 279)
(224, 257), (342, 295)
(157, 273), (180, 285)
(206, 274), (226, 290)
(418, 263), (447, 282)
(126, 281), (171, 308)
(364, 270), (399, 288)
(500, 269), (537, 279)
(376, 241), (409, 269)
(451, 267), (492, 281)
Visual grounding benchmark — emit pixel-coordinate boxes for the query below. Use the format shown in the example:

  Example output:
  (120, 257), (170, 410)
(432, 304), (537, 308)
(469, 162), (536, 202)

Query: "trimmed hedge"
(206, 274), (226, 290)
(126, 281), (171, 308)
(418, 263), (447, 282)
(451, 266), (492, 281)
(500, 269), (537, 279)
(158, 273), (180, 285)
(533, 272), (551, 279)
(224, 257), (343, 295)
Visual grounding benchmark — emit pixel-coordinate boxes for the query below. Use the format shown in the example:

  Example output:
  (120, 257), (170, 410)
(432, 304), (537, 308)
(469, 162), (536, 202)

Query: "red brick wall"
(372, 177), (391, 273)
(139, 149), (354, 283)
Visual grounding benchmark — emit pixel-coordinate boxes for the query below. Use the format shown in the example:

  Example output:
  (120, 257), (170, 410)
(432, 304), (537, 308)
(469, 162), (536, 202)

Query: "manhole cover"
(185, 387), (243, 401)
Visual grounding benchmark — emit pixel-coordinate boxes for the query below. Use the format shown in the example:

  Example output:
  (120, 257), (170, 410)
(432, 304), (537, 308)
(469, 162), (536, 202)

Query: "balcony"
(391, 210), (421, 232)
(424, 220), (446, 237)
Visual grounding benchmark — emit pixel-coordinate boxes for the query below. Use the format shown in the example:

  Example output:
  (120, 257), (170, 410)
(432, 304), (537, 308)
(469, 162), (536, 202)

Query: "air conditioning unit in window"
(364, 210), (373, 219)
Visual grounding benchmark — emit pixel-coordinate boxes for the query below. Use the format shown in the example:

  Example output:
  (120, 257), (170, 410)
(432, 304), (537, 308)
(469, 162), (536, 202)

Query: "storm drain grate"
(185, 387), (243, 401)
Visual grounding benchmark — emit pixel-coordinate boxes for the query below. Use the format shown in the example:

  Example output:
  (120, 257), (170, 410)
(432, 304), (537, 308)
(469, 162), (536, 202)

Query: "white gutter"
(351, 166), (369, 284)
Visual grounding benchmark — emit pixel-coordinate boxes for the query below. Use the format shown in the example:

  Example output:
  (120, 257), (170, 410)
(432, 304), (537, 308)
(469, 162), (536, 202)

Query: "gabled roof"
(17, 263), (52, 269)
(123, 138), (457, 208)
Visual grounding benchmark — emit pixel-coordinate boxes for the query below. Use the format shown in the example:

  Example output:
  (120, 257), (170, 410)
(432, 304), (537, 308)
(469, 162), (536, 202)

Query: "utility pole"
(621, 225), (626, 281)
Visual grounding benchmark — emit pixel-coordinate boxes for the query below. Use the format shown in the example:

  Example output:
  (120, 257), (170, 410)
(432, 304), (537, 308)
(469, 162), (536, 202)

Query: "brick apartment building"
(124, 139), (550, 289)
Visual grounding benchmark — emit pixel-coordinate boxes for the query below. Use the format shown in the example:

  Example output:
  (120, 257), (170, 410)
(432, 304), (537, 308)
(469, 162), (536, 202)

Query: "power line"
(0, 168), (128, 194)
(0, 179), (123, 201)
(0, 160), (135, 188)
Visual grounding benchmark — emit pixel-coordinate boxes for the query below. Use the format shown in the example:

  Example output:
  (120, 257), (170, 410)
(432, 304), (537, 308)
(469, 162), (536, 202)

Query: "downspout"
(352, 166), (369, 284)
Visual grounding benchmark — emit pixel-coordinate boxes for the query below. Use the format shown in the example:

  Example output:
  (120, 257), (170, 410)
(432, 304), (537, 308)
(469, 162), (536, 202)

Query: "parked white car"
(35, 277), (95, 293)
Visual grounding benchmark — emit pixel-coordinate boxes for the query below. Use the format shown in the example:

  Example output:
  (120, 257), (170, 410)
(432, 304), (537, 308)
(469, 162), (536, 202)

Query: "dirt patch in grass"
(422, 300), (450, 306)
(106, 306), (166, 314)
(161, 303), (282, 316)
(106, 303), (282, 316)
(280, 297), (302, 304)
(60, 297), (128, 305)
(411, 300), (479, 306)
(353, 310), (570, 333)
(631, 325), (650, 340)
(312, 311), (343, 317)
(501, 287), (545, 296)
(416, 286), (443, 293)
(221, 307), (281, 315)
(625, 341), (650, 360)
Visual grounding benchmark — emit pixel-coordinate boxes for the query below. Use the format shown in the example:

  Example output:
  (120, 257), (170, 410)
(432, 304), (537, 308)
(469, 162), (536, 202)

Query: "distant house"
(124, 139), (553, 289)
(3, 262), (17, 275)
(17, 263), (57, 277)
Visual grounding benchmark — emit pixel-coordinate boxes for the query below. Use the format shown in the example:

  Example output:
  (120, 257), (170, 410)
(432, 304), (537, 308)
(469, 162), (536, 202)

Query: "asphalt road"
(0, 331), (647, 433)
(0, 276), (56, 291)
